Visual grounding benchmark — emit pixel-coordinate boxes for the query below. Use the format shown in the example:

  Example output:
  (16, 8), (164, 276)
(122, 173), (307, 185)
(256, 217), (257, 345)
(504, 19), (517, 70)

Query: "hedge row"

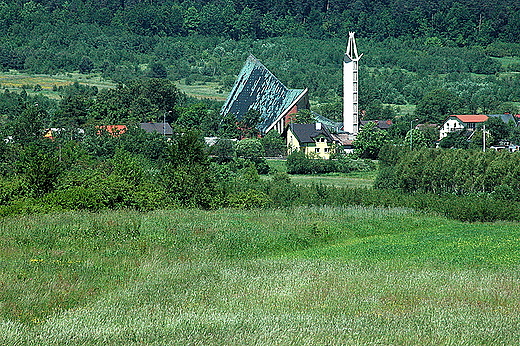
(286, 151), (375, 174)
(376, 146), (520, 200)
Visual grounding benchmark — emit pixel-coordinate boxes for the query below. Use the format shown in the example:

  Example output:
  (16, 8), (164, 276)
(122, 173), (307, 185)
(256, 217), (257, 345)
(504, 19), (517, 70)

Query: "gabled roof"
(289, 123), (334, 144)
(331, 133), (354, 146)
(139, 122), (173, 135)
(450, 115), (488, 123)
(96, 125), (127, 136)
(221, 55), (307, 134)
(360, 119), (393, 129)
(488, 114), (517, 125)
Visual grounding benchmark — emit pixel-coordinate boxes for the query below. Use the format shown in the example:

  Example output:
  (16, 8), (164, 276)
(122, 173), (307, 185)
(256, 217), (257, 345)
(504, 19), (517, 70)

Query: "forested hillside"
(1, 0), (520, 127)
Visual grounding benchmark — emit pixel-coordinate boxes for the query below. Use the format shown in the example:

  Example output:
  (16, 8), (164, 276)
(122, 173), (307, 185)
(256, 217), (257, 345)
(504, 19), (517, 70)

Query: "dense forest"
(1, 0), (520, 129)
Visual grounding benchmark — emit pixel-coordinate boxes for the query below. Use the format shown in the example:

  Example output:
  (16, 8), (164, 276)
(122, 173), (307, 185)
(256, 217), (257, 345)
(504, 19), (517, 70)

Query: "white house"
(439, 115), (488, 139)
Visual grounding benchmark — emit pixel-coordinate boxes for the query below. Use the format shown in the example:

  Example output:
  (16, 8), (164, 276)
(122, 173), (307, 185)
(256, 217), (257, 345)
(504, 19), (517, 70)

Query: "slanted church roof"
(220, 55), (308, 134)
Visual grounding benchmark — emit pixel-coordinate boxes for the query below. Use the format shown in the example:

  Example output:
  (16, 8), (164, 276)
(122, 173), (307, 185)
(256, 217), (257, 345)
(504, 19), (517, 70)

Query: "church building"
(220, 55), (310, 136)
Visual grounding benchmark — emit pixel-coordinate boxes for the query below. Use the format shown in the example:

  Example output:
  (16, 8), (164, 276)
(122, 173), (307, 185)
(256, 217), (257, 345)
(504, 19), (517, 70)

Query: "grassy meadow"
(266, 159), (377, 189)
(174, 79), (228, 101)
(1, 206), (520, 345)
(0, 71), (115, 99)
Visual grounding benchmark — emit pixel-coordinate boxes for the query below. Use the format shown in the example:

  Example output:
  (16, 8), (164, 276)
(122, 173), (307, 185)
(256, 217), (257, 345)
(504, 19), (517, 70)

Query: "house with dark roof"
(360, 119), (393, 130)
(221, 55), (310, 136)
(287, 123), (337, 159)
(139, 122), (173, 137)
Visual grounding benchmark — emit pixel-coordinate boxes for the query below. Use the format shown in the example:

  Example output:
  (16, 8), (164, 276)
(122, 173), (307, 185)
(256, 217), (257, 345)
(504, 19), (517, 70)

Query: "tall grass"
(1, 207), (520, 345)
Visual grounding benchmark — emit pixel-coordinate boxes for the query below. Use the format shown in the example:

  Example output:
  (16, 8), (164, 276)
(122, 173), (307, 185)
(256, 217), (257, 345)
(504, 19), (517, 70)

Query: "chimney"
(315, 122), (322, 131)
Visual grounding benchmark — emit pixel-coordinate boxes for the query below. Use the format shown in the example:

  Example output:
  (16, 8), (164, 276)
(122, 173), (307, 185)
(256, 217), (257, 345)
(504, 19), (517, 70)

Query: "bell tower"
(343, 32), (362, 135)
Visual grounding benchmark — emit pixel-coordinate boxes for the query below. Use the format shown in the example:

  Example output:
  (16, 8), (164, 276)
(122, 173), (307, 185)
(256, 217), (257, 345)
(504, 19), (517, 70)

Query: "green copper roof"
(221, 55), (306, 134)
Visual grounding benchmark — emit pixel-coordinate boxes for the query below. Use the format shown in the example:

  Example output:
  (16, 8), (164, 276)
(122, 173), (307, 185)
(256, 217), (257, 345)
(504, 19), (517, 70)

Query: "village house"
(286, 123), (337, 159)
(439, 114), (518, 140)
(139, 122), (173, 138)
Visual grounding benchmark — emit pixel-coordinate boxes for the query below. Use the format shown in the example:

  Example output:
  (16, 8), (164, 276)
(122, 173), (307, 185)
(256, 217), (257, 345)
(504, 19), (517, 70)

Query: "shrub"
(226, 189), (271, 209)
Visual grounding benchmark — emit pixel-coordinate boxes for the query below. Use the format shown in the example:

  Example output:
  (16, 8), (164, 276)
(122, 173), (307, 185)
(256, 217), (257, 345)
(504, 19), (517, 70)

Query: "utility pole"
(410, 118), (418, 150)
(483, 125), (486, 152)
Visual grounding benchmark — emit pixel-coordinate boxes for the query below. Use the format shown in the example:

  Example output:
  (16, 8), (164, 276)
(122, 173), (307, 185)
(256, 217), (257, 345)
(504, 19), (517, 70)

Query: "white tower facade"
(343, 32), (362, 135)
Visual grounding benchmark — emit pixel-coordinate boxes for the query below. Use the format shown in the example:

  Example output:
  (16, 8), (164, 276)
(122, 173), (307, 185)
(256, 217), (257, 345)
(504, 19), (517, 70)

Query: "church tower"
(343, 32), (362, 135)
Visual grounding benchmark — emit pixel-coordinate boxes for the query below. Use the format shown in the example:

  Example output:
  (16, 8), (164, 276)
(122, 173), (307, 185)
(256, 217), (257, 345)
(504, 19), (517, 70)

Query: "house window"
(315, 148), (320, 153)
(324, 148), (330, 153)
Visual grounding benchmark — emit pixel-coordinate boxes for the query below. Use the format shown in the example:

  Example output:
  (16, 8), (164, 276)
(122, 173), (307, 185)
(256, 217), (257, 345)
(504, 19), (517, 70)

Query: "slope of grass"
(289, 170), (377, 189)
(0, 71), (116, 99)
(174, 80), (228, 101)
(1, 207), (520, 345)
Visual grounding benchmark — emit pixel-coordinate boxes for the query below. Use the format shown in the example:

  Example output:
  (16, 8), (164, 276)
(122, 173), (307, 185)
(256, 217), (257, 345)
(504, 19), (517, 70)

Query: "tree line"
(376, 145), (520, 201)
(2, 0), (519, 42)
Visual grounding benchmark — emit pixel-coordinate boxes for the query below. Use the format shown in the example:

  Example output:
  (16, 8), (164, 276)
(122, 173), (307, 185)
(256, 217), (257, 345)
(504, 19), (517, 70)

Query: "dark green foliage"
(482, 116), (514, 146)
(148, 62), (168, 79)
(15, 141), (63, 197)
(438, 130), (471, 149)
(260, 131), (286, 157)
(8, 105), (47, 144)
(226, 189), (271, 209)
(292, 109), (315, 124)
(90, 79), (184, 124)
(235, 138), (270, 174)
(376, 147), (520, 201)
(258, 177), (520, 222)
(415, 89), (466, 124)
(363, 100), (397, 120)
(287, 151), (335, 174)
(404, 128), (431, 149)
(163, 130), (222, 209)
(353, 121), (391, 159)
(209, 139), (236, 164)
(238, 109), (261, 138)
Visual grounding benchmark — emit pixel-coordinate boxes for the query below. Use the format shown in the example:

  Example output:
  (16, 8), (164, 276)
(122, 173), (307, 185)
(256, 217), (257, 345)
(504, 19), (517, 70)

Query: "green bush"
(226, 189), (271, 209)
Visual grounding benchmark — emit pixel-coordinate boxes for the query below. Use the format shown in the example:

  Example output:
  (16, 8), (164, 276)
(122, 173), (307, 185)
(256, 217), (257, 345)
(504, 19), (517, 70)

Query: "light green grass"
(392, 103), (416, 116)
(266, 158), (287, 172)
(0, 71), (116, 99)
(289, 171), (377, 189)
(2, 207), (520, 345)
(265, 159), (377, 188)
(491, 56), (520, 69)
(174, 80), (228, 101)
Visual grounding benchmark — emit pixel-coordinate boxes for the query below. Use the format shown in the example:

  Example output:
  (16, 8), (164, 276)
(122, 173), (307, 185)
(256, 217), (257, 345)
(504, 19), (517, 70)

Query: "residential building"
(287, 123), (336, 159)
(440, 114), (518, 140)
(139, 122), (173, 137)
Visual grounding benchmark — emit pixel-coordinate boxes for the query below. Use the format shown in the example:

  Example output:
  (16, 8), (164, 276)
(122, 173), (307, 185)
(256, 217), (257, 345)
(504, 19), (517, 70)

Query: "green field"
(288, 171), (377, 189)
(266, 159), (377, 189)
(0, 71), (116, 99)
(2, 207), (520, 345)
(174, 80), (228, 101)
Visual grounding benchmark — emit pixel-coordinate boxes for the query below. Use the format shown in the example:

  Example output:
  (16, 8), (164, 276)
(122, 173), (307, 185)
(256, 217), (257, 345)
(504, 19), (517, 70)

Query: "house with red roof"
(96, 125), (127, 136)
(439, 115), (489, 140)
(440, 114), (520, 140)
